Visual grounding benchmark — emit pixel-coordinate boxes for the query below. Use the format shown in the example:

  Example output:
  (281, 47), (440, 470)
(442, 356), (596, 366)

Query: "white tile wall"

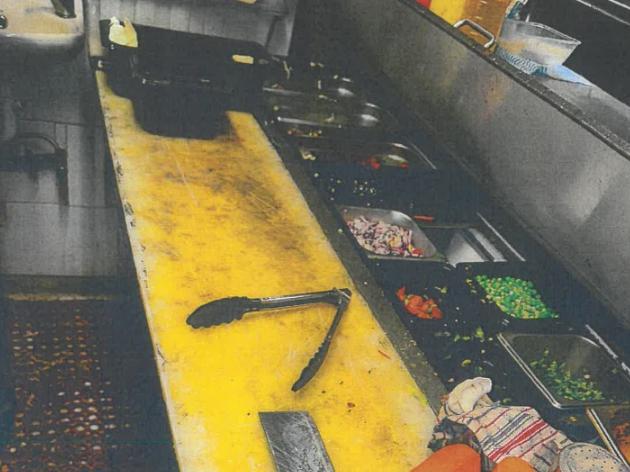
(0, 203), (121, 277)
(1, 44), (123, 277)
(12, 53), (99, 126)
(0, 121), (107, 207)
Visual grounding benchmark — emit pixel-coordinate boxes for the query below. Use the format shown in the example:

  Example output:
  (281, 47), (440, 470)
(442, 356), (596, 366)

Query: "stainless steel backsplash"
(331, 0), (630, 327)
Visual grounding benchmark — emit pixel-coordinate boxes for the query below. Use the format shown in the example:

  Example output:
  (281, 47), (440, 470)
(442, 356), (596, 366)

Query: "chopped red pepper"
(396, 286), (443, 320)
(361, 156), (382, 170)
(413, 215), (435, 223)
(409, 245), (425, 256)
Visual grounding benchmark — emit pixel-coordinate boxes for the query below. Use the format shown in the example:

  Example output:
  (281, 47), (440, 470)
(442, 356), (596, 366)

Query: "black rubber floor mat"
(0, 299), (177, 472)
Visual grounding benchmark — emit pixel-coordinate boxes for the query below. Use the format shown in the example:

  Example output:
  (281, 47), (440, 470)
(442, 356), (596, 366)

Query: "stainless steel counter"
(541, 78), (630, 145)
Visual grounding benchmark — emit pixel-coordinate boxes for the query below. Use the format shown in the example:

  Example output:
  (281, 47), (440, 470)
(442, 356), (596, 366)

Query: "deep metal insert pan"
(498, 332), (630, 409)
(297, 138), (432, 168)
(265, 90), (396, 130)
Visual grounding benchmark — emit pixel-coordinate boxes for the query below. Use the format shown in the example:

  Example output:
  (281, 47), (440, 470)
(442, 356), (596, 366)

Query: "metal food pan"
(420, 227), (506, 265)
(498, 333), (630, 409)
(277, 101), (385, 128)
(264, 90), (396, 130)
(316, 76), (358, 98)
(297, 139), (432, 169)
(337, 205), (441, 261)
(587, 406), (630, 467)
(265, 76), (360, 98)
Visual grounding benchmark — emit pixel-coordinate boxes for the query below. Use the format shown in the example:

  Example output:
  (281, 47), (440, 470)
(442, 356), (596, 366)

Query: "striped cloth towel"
(432, 405), (572, 472)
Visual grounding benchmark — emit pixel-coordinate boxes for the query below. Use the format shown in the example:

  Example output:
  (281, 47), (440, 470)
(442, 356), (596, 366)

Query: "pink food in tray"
(346, 216), (424, 257)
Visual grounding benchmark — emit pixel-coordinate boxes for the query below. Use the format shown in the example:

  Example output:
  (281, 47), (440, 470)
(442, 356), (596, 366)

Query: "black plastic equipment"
(99, 21), (275, 137)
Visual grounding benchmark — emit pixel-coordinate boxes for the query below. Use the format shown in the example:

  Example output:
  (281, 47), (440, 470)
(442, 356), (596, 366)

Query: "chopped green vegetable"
(474, 275), (559, 320)
(529, 353), (605, 402)
(474, 326), (485, 341)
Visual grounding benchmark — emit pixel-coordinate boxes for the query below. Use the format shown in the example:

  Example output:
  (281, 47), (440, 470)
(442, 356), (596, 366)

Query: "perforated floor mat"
(0, 298), (177, 471)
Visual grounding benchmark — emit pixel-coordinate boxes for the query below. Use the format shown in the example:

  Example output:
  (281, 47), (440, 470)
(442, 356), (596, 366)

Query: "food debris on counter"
(377, 349), (391, 359)
(287, 127), (324, 137)
(317, 176), (380, 204)
(396, 287), (443, 319)
(350, 180), (378, 199)
(347, 216), (424, 257)
(300, 149), (317, 161)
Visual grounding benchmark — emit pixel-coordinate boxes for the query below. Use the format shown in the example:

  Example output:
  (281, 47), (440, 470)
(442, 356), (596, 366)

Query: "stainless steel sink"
(0, 0), (84, 61)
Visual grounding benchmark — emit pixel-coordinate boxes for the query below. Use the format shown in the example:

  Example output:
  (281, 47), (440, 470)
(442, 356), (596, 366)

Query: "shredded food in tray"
(346, 216), (424, 257)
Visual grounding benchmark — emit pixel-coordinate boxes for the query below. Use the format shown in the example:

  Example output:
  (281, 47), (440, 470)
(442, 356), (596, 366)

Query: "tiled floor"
(0, 298), (177, 471)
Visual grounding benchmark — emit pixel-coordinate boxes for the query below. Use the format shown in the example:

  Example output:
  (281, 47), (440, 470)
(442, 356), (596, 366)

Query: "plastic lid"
(559, 443), (629, 472)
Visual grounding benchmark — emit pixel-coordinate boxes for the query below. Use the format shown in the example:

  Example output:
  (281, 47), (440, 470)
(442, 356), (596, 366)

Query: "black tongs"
(187, 288), (352, 391)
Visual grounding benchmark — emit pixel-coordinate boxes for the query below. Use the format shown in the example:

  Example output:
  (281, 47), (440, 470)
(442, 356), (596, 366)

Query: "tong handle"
(257, 288), (350, 310)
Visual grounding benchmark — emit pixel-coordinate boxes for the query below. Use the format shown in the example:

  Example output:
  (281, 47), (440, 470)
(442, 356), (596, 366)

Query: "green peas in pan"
(474, 275), (559, 320)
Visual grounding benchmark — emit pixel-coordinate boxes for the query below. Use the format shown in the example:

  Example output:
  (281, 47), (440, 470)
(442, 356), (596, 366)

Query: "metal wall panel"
(331, 0), (630, 326)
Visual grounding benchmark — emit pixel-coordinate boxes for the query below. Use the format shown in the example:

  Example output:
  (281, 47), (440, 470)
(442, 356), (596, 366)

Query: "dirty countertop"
(95, 71), (436, 471)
